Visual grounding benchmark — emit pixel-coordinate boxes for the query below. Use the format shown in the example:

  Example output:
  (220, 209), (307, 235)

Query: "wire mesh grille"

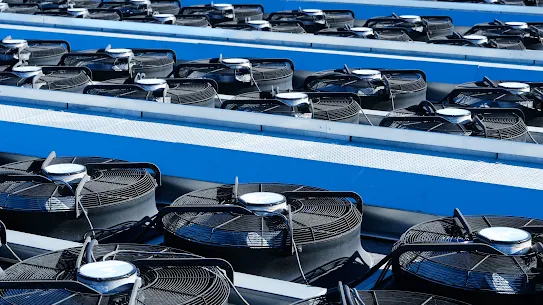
(292, 290), (469, 304)
(0, 244), (230, 305)
(394, 215), (543, 294)
(174, 17), (210, 27)
(63, 51), (174, 70)
(163, 183), (362, 249)
(0, 69), (90, 90)
(176, 59), (292, 82)
(0, 156), (157, 211)
(324, 12), (354, 28)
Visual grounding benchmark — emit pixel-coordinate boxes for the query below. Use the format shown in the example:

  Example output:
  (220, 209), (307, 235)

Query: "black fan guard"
(98, 0), (181, 18)
(303, 67), (427, 111)
(174, 57), (294, 95)
(83, 78), (218, 107)
(60, 48), (176, 81)
(0, 152), (160, 241)
(3, 3), (40, 14)
(380, 101), (531, 142)
(35, 8), (123, 21)
(428, 32), (526, 50)
(127, 14), (211, 27)
(0, 66), (92, 93)
(314, 27), (413, 42)
(0, 241), (232, 305)
(227, 91), (363, 124)
(463, 20), (543, 50)
(363, 14), (454, 41)
(154, 183), (371, 288)
(267, 9), (355, 33)
(214, 20), (306, 33)
(0, 38), (70, 67)
(356, 208), (543, 305)
(179, 4), (264, 25)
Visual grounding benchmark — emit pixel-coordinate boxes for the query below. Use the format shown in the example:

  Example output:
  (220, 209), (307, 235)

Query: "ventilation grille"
(293, 290), (470, 305)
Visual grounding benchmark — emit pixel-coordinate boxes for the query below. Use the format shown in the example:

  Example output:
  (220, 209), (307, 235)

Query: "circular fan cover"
(293, 290), (470, 305)
(394, 215), (543, 295)
(0, 42), (67, 63)
(0, 244), (230, 305)
(0, 68), (90, 91)
(163, 184), (362, 249)
(232, 91), (361, 123)
(63, 51), (174, 72)
(0, 156), (157, 211)
(454, 81), (539, 109)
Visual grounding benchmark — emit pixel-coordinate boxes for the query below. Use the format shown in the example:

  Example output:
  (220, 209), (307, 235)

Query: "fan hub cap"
(106, 48), (134, 59)
(77, 260), (138, 294)
(399, 15), (422, 23)
(153, 13), (176, 23)
(477, 227), (532, 255)
(67, 8), (89, 16)
(436, 108), (472, 124)
(130, 0), (150, 5)
(505, 21), (529, 30)
(239, 192), (288, 215)
(136, 78), (168, 91)
(0, 3), (9, 11)
(350, 27), (374, 37)
(42, 163), (87, 183)
(302, 9), (324, 16)
(12, 66), (42, 78)
(247, 20), (271, 30)
(221, 58), (252, 70)
(212, 3), (234, 10)
(498, 82), (530, 95)
(275, 92), (310, 106)
(2, 38), (28, 49)
(464, 35), (488, 45)
(351, 69), (381, 79)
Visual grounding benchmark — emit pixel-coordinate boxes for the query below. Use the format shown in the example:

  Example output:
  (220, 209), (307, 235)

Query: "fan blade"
(453, 208), (474, 237)
(40, 151), (56, 171)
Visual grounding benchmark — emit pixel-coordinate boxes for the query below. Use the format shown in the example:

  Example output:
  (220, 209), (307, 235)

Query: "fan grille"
(174, 17), (210, 27)
(0, 157), (157, 211)
(233, 6), (262, 20)
(89, 11), (121, 20)
(293, 290), (469, 305)
(163, 184), (362, 249)
(63, 52), (174, 70)
(176, 59), (292, 82)
(394, 215), (543, 294)
(150, 2), (180, 14)
(0, 69), (90, 91)
(6, 6), (38, 14)
(325, 12), (355, 28)
(0, 244), (230, 305)
(0, 43), (67, 61)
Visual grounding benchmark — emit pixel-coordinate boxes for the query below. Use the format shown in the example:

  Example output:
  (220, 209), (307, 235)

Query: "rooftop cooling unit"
(215, 19), (306, 34)
(175, 56), (294, 95)
(155, 183), (372, 288)
(0, 241), (233, 305)
(389, 209), (543, 304)
(380, 101), (531, 142)
(315, 26), (413, 42)
(0, 66), (92, 92)
(98, 0), (181, 18)
(463, 20), (543, 50)
(35, 8), (122, 20)
(267, 9), (355, 33)
(0, 152), (160, 241)
(363, 13), (454, 41)
(0, 37), (70, 69)
(293, 284), (471, 305)
(428, 32), (526, 50)
(179, 3), (264, 26)
(0, 3), (40, 14)
(303, 66), (427, 111)
(226, 90), (362, 123)
(60, 46), (176, 81)
(84, 78), (218, 107)
(127, 13), (211, 27)
(440, 77), (543, 125)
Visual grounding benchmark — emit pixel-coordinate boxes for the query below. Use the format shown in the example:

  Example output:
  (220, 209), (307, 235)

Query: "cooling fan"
(35, 8), (122, 20)
(380, 101), (531, 142)
(267, 9), (355, 33)
(179, 3), (264, 26)
(0, 3), (40, 14)
(0, 151), (160, 241)
(293, 283), (471, 305)
(84, 77), (218, 107)
(127, 13), (211, 27)
(215, 19), (306, 33)
(363, 13), (454, 41)
(429, 32), (526, 50)
(0, 239), (233, 305)
(150, 182), (372, 289)
(175, 56), (294, 95)
(0, 37), (70, 69)
(463, 20), (543, 50)
(98, 0), (181, 18)
(441, 77), (543, 125)
(315, 26), (413, 42)
(0, 65), (92, 92)
(60, 46), (176, 81)
(226, 89), (363, 124)
(303, 66), (427, 111)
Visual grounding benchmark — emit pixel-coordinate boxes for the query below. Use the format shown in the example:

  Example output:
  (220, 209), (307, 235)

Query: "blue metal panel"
(2, 26), (543, 83)
(0, 120), (541, 218)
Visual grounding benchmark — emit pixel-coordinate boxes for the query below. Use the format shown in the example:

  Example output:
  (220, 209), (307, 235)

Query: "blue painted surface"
(2, 27), (543, 83)
(0, 119), (541, 218)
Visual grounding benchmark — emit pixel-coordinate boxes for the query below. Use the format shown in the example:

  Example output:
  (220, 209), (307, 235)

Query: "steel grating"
(0, 103), (543, 191)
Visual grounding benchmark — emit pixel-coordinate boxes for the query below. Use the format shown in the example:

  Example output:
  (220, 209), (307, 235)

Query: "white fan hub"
(477, 227), (532, 255)
(12, 66), (42, 78)
(351, 69), (381, 79)
(212, 3), (234, 10)
(239, 192), (288, 215)
(77, 260), (138, 294)
(350, 27), (374, 37)
(130, 0), (150, 5)
(106, 48), (134, 58)
(505, 22), (529, 30)
(302, 9), (324, 16)
(247, 20), (271, 30)
(67, 8), (89, 17)
(464, 35), (488, 45)
(498, 82), (530, 95)
(275, 92), (310, 107)
(0, 3), (9, 11)
(136, 78), (168, 91)
(153, 13), (176, 23)
(42, 163), (87, 183)
(1, 38), (28, 49)
(436, 108), (472, 124)
(221, 58), (252, 70)
(399, 15), (422, 23)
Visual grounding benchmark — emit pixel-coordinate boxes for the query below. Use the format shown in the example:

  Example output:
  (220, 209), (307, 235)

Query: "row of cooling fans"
(0, 152), (541, 305)
(1, 0), (543, 51)
(0, 37), (541, 142)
